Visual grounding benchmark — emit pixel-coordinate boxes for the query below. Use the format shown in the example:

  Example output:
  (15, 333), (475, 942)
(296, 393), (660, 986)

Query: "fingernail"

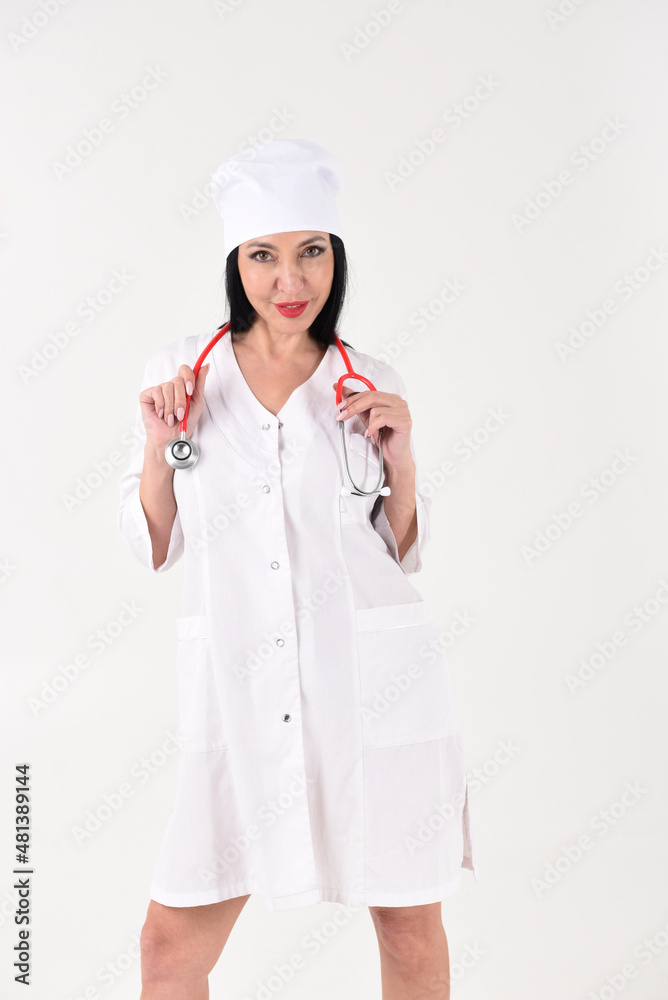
(176, 407), (185, 420)
(186, 381), (194, 395)
(158, 408), (164, 419)
(167, 414), (174, 427)
(336, 399), (347, 409)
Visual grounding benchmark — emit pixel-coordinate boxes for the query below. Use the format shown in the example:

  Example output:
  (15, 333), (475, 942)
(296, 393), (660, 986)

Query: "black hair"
(219, 233), (354, 350)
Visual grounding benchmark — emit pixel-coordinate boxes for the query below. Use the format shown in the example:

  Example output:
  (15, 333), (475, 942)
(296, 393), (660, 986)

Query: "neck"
(233, 320), (323, 360)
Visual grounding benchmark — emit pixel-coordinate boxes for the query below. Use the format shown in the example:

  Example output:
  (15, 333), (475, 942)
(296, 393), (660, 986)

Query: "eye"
(248, 245), (326, 262)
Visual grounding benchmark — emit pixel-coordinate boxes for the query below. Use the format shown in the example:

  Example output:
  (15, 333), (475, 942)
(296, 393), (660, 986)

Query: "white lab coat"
(117, 329), (477, 911)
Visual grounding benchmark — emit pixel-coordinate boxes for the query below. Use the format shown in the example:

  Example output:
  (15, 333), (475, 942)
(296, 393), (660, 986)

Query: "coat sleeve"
(117, 355), (185, 573)
(370, 366), (432, 575)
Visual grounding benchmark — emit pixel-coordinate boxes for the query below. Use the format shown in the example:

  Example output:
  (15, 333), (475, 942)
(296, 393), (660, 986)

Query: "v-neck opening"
(227, 333), (333, 420)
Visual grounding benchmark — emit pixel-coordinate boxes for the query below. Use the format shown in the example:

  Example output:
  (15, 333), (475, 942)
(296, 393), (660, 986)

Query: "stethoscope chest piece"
(165, 432), (200, 470)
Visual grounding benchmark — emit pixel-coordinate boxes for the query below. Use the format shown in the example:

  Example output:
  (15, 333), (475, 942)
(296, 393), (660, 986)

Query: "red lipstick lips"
(274, 301), (308, 318)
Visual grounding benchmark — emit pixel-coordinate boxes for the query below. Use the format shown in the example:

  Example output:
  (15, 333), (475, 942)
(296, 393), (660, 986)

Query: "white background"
(2, 1), (668, 998)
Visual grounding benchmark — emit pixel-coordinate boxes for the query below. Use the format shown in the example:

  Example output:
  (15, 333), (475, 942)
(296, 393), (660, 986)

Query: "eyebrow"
(245, 235), (328, 251)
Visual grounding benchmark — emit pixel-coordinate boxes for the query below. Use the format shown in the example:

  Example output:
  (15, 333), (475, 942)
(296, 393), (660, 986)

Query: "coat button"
(276, 638), (285, 647)
(271, 561), (279, 570)
(282, 714), (291, 722)
(262, 484), (271, 493)
(278, 421), (284, 429)
(262, 423), (270, 430)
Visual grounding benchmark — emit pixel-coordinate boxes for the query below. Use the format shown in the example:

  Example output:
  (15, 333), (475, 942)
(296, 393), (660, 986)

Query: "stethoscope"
(164, 322), (391, 498)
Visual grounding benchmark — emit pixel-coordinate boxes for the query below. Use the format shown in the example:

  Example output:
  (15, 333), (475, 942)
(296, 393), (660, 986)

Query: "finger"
(339, 390), (395, 416)
(171, 376), (188, 423)
(178, 364), (197, 396)
(161, 381), (176, 427)
(365, 409), (411, 440)
(140, 385), (166, 420)
(362, 418), (381, 444)
(338, 396), (392, 424)
(364, 417), (380, 439)
(192, 363), (210, 401)
(332, 381), (364, 404)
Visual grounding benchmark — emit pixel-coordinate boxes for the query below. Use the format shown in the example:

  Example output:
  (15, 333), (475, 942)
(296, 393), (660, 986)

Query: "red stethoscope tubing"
(179, 321), (230, 433)
(178, 323), (378, 434)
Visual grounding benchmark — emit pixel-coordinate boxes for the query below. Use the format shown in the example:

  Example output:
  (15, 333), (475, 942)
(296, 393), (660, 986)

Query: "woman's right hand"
(139, 363), (211, 453)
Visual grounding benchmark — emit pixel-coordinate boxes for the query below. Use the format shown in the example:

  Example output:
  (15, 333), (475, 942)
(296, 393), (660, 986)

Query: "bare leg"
(369, 902), (450, 1000)
(139, 893), (250, 999)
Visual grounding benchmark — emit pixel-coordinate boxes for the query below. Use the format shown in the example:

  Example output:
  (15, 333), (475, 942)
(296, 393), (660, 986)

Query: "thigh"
(141, 893), (251, 975)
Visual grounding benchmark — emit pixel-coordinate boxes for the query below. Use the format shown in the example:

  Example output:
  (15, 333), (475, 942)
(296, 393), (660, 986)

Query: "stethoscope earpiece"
(165, 432), (200, 470)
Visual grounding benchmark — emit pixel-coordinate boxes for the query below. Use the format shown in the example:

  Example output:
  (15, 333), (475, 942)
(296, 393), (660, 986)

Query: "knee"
(139, 918), (194, 985)
(371, 908), (442, 968)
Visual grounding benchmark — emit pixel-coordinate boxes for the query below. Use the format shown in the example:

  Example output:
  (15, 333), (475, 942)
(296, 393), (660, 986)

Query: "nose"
(275, 259), (307, 295)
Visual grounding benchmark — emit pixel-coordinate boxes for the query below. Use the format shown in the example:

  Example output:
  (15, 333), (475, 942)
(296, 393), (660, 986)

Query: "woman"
(118, 140), (476, 999)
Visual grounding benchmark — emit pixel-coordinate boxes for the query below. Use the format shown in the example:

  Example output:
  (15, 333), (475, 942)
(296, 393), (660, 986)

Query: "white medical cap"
(210, 138), (345, 260)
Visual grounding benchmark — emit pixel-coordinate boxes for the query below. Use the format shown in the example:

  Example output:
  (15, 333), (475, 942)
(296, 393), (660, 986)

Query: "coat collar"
(203, 327), (342, 456)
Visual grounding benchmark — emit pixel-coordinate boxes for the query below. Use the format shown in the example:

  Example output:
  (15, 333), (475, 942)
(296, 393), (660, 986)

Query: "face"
(236, 231), (334, 336)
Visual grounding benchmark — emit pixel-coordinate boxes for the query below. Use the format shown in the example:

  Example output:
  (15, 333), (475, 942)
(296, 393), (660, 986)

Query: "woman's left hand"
(332, 382), (413, 469)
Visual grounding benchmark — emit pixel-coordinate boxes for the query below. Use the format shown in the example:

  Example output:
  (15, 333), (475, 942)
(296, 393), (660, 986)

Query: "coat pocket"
(355, 601), (461, 749)
(175, 615), (229, 753)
